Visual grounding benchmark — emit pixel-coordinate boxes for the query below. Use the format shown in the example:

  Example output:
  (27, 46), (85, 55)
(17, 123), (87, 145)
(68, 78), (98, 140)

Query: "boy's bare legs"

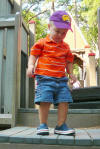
(57, 102), (68, 126)
(39, 102), (68, 125)
(39, 102), (51, 124)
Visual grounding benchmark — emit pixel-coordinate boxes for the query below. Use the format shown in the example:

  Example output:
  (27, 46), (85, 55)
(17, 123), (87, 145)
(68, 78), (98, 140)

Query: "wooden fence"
(0, 12), (31, 127)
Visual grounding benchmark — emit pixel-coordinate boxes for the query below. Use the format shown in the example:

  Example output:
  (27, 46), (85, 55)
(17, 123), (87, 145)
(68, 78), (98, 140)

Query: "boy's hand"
(27, 65), (34, 78)
(69, 74), (77, 84)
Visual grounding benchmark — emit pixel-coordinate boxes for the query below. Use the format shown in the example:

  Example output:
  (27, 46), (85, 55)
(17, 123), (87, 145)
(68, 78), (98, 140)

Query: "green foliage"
(79, 0), (100, 49)
(22, 10), (33, 24)
(68, 0), (100, 50)
(22, 6), (48, 41)
(73, 64), (80, 79)
(35, 19), (48, 41)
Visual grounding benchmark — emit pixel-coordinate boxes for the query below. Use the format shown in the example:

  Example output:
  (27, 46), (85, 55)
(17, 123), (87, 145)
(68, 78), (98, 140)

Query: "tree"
(78, 0), (100, 50)
(22, 0), (100, 50)
(22, 0), (48, 41)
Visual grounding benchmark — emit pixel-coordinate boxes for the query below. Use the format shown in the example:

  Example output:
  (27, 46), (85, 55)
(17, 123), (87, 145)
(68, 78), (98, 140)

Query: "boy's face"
(48, 23), (68, 43)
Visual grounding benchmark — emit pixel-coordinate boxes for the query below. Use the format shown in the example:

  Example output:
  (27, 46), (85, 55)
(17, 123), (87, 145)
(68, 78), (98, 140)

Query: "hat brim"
(53, 21), (73, 32)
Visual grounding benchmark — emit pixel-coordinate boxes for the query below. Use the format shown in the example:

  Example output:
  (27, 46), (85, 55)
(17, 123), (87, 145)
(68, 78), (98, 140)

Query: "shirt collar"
(46, 34), (63, 45)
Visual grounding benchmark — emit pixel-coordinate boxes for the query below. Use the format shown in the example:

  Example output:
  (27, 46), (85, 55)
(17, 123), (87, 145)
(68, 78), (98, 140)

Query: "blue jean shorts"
(34, 75), (73, 105)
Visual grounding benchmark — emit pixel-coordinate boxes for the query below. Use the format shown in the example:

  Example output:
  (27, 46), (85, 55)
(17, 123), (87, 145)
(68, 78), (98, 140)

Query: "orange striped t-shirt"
(30, 35), (74, 78)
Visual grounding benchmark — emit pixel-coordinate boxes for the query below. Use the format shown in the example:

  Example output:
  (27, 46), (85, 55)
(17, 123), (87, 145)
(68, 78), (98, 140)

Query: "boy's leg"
(39, 102), (51, 124)
(54, 102), (75, 135)
(57, 102), (68, 126)
(37, 102), (51, 135)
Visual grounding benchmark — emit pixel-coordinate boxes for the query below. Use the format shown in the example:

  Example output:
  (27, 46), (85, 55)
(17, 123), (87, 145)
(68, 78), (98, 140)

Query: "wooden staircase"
(0, 114), (12, 128)
(0, 86), (100, 148)
(16, 108), (100, 128)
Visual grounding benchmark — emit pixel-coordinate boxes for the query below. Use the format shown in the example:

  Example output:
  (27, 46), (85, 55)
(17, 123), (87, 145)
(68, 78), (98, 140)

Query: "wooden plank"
(21, 26), (28, 54)
(20, 52), (27, 108)
(9, 128), (36, 143)
(0, 114), (12, 118)
(18, 108), (100, 114)
(68, 109), (100, 114)
(0, 17), (15, 27)
(1, 28), (7, 113)
(25, 77), (29, 108)
(75, 129), (92, 146)
(0, 127), (28, 135)
(40, 128), (57, 145)
(25, 134), (41, 144)
(23, 128), (41, 144)
(3, 28), (7, 58)
(0, 30), (3, 113)
(4, 28), (15, 114)
(0, 0), (11, 16)
(86, 129), (100, 146)
(0, 114), (12, 125)
(0, 127), (29, 142)
(58, 134), (74, 145)
(72, 87), (100, 102)
(69, 101), (100, 109)
(11, 13), (21, 127)
(41, 135), (58, 145)
(0, 21), (15, 27)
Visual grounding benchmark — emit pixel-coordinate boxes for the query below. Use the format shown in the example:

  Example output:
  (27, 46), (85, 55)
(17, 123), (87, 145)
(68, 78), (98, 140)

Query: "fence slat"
(0, 0), (11, 16)
(0, 30), (4, 113)
(4, 28), (15, 114)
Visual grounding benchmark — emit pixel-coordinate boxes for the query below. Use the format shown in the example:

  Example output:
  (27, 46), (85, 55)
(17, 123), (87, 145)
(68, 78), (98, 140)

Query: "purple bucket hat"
(50, 10), (72, 31)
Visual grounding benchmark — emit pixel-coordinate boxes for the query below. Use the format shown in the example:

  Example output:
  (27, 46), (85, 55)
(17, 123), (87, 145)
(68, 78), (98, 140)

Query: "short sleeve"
(66, 50), (74, 63)
(30, 38), (44, 56)
(64, 44), (74, 63)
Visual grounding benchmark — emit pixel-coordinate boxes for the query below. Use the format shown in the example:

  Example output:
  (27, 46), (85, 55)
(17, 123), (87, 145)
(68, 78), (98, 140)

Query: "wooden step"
(0, 114), (12, 125)
(0, 126), (100, 149)
(69, 101), (100, 109)
(17, 108), (100, 128)
(71, 86), (100, 102)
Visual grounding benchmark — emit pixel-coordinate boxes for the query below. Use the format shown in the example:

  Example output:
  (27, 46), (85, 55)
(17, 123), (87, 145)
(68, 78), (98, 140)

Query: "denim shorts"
(34, 75), (73, 105)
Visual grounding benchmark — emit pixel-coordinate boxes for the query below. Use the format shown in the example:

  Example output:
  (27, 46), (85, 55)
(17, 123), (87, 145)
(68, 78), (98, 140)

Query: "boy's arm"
(27, 55), (38, 77)
(66, 62), (77, 83)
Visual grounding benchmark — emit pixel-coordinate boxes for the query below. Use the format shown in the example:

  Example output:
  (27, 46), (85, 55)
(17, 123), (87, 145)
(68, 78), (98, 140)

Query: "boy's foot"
(54, 123), (75, 135)
(37, 123), (49, 135)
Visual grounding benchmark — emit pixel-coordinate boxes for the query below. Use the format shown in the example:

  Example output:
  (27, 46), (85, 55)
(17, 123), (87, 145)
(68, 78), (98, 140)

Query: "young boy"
(27, 10), (76, 135)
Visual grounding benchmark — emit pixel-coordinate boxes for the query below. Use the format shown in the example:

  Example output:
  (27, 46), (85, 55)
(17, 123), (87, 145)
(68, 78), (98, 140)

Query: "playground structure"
(0, 0), (100, 127)
(64, 14), (98, 88)
(0, 1), (100, 149)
